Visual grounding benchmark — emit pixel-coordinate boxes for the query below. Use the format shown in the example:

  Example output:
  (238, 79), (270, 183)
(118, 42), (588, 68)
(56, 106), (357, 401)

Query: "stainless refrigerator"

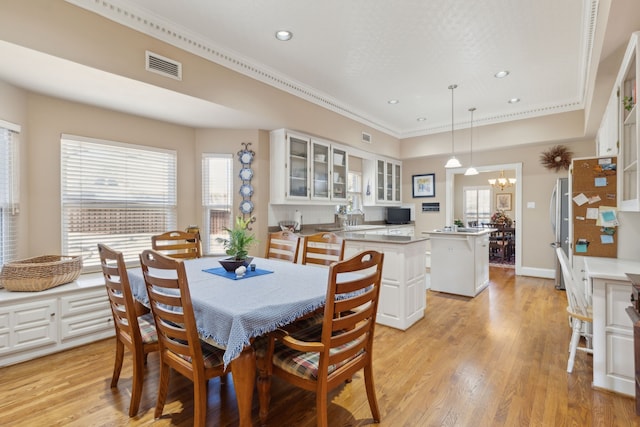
(550, 177), (569, 289)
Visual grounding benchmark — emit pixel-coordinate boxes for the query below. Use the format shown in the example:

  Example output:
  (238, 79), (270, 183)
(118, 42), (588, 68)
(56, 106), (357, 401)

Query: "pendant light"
(464, 107), (478, 176)
(444, 84), (462, 168)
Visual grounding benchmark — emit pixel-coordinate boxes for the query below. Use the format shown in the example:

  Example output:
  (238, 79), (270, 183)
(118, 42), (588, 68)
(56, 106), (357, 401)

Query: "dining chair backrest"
(151, 230), (201, 259)
(98, 243), (159, 417)
(301, 232), (345, 267)
(556, 247), (590, 317)
(139, 249), (226, 426)
(265, 230), (300, 263)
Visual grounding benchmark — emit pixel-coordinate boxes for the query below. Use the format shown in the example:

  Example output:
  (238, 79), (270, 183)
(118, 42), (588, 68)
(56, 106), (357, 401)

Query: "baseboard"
(518, 266), (554, 279)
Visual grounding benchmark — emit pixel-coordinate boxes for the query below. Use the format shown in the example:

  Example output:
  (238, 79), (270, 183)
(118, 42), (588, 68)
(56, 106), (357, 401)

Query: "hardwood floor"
(1, 267), (638, 426)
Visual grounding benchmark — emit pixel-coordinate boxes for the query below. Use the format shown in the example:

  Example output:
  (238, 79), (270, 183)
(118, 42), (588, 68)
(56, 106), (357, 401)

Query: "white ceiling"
(0, 1), (610, 138)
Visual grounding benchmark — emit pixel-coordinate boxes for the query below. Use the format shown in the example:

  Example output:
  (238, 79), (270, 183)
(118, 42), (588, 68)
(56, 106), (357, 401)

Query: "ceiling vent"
(361, 132), (372, 144)
(145, 51), (182, 80)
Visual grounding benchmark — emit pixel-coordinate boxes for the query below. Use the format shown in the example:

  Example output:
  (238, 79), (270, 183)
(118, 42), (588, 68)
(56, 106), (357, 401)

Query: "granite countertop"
(339, 231), (428, 244)
(423, 228), (494, 236)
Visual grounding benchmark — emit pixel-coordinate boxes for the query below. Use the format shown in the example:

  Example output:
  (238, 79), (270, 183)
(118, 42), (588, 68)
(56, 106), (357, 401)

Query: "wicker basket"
(0, 255), (83, 292)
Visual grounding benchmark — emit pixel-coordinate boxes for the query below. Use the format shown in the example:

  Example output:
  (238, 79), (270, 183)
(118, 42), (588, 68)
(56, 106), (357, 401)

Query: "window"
(202, 154), (233, 255)
(0, 121), (20, 266)
(463, 186), (491, 226)
(61, 135), (177, 270)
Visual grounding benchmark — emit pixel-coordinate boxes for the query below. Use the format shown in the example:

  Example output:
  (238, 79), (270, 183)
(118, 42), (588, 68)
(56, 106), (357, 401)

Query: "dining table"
(127, 256), (333, 426)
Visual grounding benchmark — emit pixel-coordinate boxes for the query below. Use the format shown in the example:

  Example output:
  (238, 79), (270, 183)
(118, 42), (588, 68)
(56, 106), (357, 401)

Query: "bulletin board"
(571, 156), (617, 258)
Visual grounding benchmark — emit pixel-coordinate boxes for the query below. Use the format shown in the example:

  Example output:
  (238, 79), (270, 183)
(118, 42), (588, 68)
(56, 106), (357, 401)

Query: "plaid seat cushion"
(137, 313), (158, 344)
(177, 341), (225, 369)
(272, 323), (363, 380)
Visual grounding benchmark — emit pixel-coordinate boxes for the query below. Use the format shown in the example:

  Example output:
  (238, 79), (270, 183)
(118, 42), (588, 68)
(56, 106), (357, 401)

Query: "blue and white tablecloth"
(127, 256), (330, 367)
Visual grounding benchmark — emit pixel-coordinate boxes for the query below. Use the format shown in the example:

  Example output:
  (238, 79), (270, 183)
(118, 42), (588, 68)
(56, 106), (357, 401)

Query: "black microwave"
(386, 207), (410, 224)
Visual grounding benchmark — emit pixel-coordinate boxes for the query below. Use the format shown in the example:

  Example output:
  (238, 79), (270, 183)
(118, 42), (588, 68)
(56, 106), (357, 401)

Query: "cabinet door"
(376, 159), (385, 202)
(385, 161), (393, 201)
(0, 299), (57, 355)
(331, 146), (348, 201)
(287, 134), (310, 200)
(619, 33), (640, 211)
(311, 140), (330, 200)
(394, 162), (401, 202)
(59, 288), (112, 341)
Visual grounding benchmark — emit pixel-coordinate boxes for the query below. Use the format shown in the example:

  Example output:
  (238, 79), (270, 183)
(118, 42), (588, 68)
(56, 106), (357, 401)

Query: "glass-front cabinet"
(364, 157), (402, 206)
(269, 129), (348, 204)
(618, 32), (640, 211)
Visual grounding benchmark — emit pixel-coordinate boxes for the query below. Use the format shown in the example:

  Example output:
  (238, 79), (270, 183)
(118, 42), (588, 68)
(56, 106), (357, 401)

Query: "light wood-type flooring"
(1, 267), (639, 426)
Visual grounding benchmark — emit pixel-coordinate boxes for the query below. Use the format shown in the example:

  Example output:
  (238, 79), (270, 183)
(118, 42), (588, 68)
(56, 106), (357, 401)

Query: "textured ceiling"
(63, 0), (596, 138)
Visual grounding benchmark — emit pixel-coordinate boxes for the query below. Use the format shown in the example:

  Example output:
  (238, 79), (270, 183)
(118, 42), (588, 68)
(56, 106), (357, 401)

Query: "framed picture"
(412, 173), (435, 198)
(496, 193), (512, 211)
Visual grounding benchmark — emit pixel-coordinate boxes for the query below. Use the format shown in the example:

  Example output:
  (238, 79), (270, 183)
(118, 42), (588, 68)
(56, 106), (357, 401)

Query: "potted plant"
(216, 216), (258, 272)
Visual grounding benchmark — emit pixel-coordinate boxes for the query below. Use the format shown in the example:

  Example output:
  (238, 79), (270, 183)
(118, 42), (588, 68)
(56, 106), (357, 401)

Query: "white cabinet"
(596, 90), (619, 157)
(426, 231), (490, 297)
(0, 298), (57, 357)
(270, 129), (348, 204)
(0, 274), (114, 367)
(363, 157), (402, 206)
(616, 32), (640, 211)
(591, 276), (635, 396)
(344, 237), (427, 330)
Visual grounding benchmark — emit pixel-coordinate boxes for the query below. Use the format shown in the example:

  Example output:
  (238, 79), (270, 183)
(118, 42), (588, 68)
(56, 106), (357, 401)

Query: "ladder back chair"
(556, 247), (593, 373)
(139, 249), (228, 427)
(265, 230), (301, 263)
(151, 230), (201, 259)
(261, 250), (385, 427)
(301, 232), (345, 267)
(98, 243), (159, 417)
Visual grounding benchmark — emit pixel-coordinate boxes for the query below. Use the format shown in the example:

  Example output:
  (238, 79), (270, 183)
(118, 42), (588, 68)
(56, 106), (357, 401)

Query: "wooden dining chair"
(139, 249), (228, 427)
(265, 230), (301, 263)
(301, 232), (345, 267)
(98, 243), (159, 417)
(261, 250), (385, 427)
(151, 230), (201, 259)
(556, 247), (593, 373)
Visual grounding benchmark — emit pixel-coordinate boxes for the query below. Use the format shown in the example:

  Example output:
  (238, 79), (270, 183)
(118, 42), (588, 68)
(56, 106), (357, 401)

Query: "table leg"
(231, 345), (256, 427)
(256, 347), (271, 426)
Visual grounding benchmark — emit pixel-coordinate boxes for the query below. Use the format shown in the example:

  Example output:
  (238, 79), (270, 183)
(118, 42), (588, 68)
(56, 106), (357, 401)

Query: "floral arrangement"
(491, 210), (512, 227)
(454, 219), (464, 227)
(216, 216), (257, 260)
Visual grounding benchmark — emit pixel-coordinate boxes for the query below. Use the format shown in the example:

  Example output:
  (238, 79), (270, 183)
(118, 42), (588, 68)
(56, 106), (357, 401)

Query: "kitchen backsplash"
(268, 204), (385, 227)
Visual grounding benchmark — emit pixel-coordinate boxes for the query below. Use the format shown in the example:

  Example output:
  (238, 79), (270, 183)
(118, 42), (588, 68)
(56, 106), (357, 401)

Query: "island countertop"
(339, 232), (428, 244)
(423, 228), (494, 236)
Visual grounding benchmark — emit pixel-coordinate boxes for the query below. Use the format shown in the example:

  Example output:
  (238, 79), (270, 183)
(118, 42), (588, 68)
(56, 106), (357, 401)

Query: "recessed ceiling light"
(275, 30), (293, 41)
(508, 97), (520, 104)
(388, 99), (399, 104)
(416, 117), (426, 122)
(494, 70), (510, 78)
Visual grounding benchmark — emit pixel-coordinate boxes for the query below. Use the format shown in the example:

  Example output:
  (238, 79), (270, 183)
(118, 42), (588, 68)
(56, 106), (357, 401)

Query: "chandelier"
(488, 170), (516, 190)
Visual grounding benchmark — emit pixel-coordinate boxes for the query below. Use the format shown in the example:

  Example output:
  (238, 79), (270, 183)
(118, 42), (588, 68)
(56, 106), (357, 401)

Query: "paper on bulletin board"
(597, 206), (619, 227)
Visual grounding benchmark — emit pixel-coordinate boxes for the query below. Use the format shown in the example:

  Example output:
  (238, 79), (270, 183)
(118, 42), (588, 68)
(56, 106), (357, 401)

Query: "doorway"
(445, 163), (522, 275)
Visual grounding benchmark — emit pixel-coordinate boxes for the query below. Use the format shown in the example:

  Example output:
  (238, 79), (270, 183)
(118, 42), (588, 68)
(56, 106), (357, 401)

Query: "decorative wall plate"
(239, 150), (254, 165)
(239, 183), (254, 197)
(239, 200), (254, 214)
(239, 167), (253, 181)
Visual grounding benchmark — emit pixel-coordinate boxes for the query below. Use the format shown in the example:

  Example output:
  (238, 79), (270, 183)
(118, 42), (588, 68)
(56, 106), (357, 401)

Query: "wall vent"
(145, 51), (182, 80)
(361, 132), (372, 144)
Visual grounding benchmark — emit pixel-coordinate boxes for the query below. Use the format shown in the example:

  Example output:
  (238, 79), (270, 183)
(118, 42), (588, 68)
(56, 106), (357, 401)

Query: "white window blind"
(61, 135), (177, 270)
(0, 123), (20, 266)
(202, 154), (232, 255)
(463, 186), (491, 226)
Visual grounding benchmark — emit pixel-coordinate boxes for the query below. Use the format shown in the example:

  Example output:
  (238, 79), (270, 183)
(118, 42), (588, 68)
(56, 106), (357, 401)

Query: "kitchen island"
(339, 228), (428, 331)
(423, 228), (492, 297)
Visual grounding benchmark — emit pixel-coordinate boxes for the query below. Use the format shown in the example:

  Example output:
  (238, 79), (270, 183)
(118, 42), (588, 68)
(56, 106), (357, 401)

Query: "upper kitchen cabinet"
(270, 129), (348, 204)
(363, 157), (402, 206)
(596, 90), (619, 157)
(618, 32), (640, 211)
